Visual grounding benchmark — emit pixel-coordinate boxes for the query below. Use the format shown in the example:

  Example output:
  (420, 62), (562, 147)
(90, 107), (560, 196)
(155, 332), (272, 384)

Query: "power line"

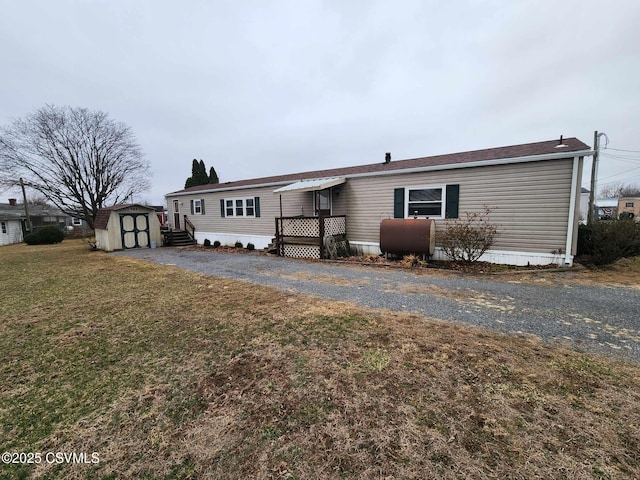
(600, 153), (640, 164)
(605, 147), (640, 153)
(598, 164), (640, 182)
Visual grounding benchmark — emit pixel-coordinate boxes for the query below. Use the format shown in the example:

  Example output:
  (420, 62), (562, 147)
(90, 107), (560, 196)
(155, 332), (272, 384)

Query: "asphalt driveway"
(114, 248), (640, 362)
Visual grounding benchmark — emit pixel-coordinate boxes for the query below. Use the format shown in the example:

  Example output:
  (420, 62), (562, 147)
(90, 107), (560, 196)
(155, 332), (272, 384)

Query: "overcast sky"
(2, 0), (639, 205)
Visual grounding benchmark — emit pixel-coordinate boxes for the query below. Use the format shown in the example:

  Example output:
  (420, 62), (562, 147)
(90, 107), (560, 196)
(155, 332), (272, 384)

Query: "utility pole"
(587, 131), (599, 225)
(19, 177), (33, 232)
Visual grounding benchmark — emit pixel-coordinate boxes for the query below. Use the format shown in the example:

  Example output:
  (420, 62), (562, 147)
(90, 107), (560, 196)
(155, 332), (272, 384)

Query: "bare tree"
(599, 182), (625, 199)
(620, 183), (640, 197)
(599, 182), (640, 199)
(0, 105), (149, 228)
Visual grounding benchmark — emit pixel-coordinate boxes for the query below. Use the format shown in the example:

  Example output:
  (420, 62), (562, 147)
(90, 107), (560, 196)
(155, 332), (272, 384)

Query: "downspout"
(564, 155), (580, 265)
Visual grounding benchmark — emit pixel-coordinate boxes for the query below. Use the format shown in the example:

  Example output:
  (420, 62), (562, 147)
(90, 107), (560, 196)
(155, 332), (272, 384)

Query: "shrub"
(203, 238), (211, 247)
(213, 240), (221, 248)
(24, 226), (65, 245)
(577, 220), (640, 265)
(234, 241), (243, 248)
(438, 207), (498, 264)
(246, 242), (255, 251)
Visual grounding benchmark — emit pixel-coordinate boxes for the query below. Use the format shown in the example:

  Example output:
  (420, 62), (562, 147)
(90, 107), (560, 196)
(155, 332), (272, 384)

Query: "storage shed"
(94, 204), (162, 252)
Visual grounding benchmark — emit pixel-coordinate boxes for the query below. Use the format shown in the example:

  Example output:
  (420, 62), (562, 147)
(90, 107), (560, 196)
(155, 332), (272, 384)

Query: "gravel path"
(114, 248), (640, 362)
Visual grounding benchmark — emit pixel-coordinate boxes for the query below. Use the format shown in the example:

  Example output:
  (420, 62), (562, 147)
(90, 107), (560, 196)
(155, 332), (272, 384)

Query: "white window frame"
(1, 221), (6, 234)
(405, 184), (446, 219)
(224, 197), (256, 218)
(194, 199), (203, 215)
(71, 217), (83, 226)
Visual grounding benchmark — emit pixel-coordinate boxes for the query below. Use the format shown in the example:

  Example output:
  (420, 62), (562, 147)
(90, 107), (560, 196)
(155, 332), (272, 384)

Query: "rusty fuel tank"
(379, 218), (436, 256)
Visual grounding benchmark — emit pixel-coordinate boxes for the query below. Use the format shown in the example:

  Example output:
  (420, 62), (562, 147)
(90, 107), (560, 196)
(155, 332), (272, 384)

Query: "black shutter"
(201, 199), (205, 215)
(393, 188), (405, 218)
(254, 197), (261, 217)
(190, 199), (194, 215)
(445, 184), (460, 218)
(220, 199), (225, 218)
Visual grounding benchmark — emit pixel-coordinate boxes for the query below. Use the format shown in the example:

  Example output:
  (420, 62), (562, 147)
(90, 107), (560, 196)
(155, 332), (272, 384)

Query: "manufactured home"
(165, 138), (592, 266)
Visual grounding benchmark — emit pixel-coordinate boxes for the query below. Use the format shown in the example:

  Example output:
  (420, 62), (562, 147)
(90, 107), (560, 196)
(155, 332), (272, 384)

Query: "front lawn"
(1, 241), (639, 479)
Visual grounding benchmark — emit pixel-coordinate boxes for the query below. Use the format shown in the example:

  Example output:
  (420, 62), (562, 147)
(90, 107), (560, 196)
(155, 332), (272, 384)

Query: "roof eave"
(165, 148), (593, 198)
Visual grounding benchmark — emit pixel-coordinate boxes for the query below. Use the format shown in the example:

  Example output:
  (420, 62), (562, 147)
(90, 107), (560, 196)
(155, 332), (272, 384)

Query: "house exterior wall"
(168, 186), (315, 247)
(166, 156), (583, 265)
(0, 220), (24, 246)
(344, 158), (578, 257)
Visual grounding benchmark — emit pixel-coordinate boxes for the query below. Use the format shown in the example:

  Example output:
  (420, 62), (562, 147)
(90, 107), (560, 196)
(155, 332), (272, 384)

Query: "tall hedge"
(577, 220), (640, 265)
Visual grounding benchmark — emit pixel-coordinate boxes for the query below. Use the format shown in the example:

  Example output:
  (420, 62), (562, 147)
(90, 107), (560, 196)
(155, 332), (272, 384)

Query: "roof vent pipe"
(555, 135), (567, 148)
(384, 152), (391, 164)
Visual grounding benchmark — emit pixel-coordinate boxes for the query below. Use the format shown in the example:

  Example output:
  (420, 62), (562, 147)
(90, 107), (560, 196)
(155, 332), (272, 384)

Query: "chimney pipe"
(9, 198), (17, 206)
(384, 152), (391, 164)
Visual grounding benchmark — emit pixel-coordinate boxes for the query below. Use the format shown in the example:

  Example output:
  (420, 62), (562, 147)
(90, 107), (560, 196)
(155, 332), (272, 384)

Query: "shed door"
(120, 213), (150, 249)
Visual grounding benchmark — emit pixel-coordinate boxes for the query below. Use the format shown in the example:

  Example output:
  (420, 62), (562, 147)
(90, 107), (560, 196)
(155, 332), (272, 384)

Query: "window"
(1, 222), (6, 234)
(626, 202), (634, 208)
(72, 217), (82, 226)
(190, 198), (205, 215)
(394, 184), (459, 219)
(221, 197), (261, 218)
(407, 187), (443, 217)
(246, 198), (255, 216)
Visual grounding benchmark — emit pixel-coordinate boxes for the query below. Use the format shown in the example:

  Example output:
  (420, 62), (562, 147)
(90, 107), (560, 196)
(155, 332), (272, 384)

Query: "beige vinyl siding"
(344, 158), (576, 254)
(169, 185), (314, 237)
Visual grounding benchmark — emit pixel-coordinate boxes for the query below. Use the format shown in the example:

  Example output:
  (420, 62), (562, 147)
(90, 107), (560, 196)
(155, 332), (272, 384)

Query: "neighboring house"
(618, 197), (640, 220)
(94, 204), (162, 252)
(595, 198), (618, 220)
(165, 138), (592, 266)
(0, 201), (26, 246)
(0, 198), (69, 245)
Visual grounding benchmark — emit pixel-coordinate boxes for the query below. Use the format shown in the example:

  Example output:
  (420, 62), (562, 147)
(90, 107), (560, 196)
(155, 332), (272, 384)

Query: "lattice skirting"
(282, 244), (321, 259)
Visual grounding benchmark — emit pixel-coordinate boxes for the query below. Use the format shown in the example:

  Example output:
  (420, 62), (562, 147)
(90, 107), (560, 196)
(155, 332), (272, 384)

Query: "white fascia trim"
(165, 180), (292, 198)
(166, 149), (594, 198)
(564, 155), (581, 265)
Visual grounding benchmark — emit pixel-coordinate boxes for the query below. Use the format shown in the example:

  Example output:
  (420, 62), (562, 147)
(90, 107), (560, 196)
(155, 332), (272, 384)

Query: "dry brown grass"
(1, 241), (639, 479)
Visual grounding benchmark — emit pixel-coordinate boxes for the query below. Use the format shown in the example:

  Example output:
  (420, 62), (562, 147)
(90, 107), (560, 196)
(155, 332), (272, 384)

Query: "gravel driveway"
(114, 248), (640, 362)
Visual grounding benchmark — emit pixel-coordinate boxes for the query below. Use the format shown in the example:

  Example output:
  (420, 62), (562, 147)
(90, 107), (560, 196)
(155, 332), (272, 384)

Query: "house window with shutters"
(220, 197), (261, 218)
(394, 184), (459, 219)
(190, 199), (206, 215)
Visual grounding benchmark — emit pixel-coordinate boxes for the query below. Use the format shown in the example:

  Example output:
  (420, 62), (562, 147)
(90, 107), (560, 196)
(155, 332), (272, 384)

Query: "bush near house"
(577, 219), (640, 265)
(24, 225), (65, 245)
(438, 207), (498, 264)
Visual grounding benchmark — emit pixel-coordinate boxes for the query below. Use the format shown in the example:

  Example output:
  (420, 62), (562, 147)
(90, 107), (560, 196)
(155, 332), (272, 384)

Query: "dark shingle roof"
(167, 137), (591, 196)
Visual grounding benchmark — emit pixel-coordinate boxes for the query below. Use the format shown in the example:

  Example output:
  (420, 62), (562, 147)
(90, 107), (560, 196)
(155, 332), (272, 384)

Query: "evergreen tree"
(184, 159), (220, 188)
(198, 160), (208, 184)
(184, 159), (200, 188)
(209, 166), (219, 184)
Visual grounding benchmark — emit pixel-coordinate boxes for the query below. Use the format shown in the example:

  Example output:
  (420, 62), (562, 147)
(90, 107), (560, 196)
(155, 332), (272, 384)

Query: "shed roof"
(94, 204), (156, 230)
(166, 137), (591, 197)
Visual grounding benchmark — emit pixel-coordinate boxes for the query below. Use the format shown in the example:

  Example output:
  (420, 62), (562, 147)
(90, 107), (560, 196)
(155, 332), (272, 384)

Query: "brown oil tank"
(379, 218), (436, 256)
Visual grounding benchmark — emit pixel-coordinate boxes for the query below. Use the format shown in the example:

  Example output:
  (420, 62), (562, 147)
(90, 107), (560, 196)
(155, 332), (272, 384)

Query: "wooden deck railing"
(184, 215), (195, 241)
(275, 215), (346, 259)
